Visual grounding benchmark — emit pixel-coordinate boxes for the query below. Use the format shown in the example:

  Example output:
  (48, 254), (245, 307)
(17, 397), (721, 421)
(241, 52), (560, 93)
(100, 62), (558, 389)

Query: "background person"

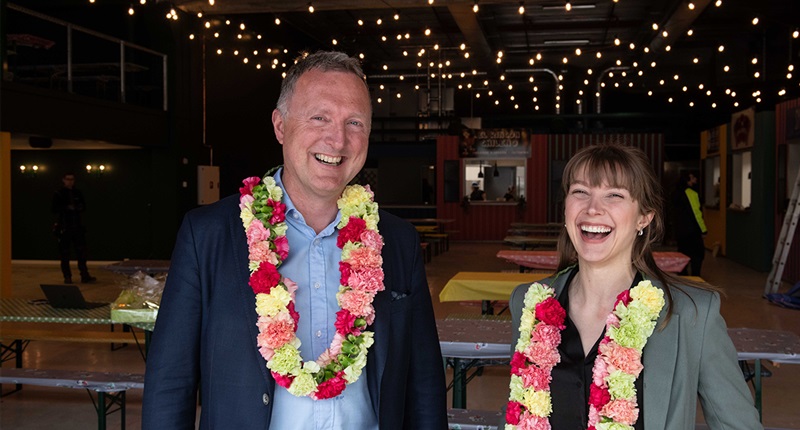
(51, 172), (95, 284)
(673, 171), (708, 276)
(506, 144), (761, 430)
(469, 181), (486, 201)
(142, 51), (447, 429)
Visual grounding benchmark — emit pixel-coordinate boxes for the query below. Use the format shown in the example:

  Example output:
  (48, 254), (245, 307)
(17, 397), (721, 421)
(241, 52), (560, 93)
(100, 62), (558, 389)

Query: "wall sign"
(460, 128), (530, 159)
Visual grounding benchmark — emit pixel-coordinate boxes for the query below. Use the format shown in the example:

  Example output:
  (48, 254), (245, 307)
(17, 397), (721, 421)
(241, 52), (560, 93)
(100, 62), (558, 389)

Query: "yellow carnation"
(288, 372), (317, 397)
(630, 281), (665, 316)
(522, 389), (552, 417)
(255, 288), (291, 318)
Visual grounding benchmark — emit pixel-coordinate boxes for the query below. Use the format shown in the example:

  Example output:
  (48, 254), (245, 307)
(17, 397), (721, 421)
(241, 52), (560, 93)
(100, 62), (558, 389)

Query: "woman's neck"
(571, 263), (636, 311)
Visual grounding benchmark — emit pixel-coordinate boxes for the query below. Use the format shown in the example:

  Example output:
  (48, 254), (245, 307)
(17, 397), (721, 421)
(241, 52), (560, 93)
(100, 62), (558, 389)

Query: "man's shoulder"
(186, 194), (240, 221)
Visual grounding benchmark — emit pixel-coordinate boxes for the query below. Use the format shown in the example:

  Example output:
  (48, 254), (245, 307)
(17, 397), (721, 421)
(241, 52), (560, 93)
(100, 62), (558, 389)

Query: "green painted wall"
(725, 110), (776, 272)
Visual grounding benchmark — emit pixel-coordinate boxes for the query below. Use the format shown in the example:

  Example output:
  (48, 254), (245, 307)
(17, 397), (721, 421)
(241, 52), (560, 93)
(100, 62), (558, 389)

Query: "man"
(142, 51), (447, 429)
(51, 172), (96, 284)
(469, 182), (485, 201)
(673, 171), (708, 276)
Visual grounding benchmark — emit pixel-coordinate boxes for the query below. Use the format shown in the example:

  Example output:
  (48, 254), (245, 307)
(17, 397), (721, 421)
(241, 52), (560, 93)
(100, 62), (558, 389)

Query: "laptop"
(39, 284), (108, 309)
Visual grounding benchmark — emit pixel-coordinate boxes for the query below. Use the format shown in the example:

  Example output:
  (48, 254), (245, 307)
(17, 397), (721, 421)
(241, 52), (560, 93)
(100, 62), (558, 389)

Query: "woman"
(506, 144), (760, 429)
(673, 171), (708, 276)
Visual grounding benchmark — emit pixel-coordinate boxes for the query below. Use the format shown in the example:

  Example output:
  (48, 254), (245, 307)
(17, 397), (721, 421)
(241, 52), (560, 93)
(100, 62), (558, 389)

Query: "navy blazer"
(142, 194), (447, 429)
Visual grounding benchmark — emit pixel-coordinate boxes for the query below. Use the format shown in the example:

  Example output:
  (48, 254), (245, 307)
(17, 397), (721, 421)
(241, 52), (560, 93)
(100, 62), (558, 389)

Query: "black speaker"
(29, 136), (53, 148)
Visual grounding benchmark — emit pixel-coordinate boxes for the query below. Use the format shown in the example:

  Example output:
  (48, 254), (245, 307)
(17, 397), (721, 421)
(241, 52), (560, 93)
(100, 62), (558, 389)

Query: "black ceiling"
(7, 0), (800, 123)
(166, 0), (799, 118)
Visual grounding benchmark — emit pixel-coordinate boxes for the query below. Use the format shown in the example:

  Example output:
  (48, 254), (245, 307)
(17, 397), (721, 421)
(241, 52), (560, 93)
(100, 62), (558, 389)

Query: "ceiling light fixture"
(542, 3), (595, 10)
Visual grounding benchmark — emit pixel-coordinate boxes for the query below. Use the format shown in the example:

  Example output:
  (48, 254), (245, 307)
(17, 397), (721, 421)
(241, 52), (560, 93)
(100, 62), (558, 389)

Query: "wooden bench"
(0, 367), (144, 430)
(0, 328), (144, 368)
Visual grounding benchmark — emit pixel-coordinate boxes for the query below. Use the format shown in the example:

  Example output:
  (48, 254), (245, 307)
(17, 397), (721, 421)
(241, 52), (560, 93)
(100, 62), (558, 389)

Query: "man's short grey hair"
(276, 51), (369, 116)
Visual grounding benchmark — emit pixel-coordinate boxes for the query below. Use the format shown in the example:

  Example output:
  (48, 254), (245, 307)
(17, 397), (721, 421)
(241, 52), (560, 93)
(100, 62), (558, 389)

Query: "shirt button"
(292, 213), (299, 219)
(262, 393), (270, 405)
(314, 282), (320, 289)
(314, 238), (320, 246)
(315, 330), (322, 338)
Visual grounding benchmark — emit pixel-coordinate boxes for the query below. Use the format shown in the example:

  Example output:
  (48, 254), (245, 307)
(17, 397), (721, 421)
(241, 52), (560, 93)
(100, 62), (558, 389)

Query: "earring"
(638, 228), (644, 236)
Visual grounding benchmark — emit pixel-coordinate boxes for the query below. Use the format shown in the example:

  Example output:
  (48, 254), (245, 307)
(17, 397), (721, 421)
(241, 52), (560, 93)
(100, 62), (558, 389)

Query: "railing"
(5, 3), (168, 111)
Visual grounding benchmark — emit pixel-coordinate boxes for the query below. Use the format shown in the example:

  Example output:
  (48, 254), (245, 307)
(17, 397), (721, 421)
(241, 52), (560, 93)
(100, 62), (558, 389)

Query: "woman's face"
(564, 167), (653, 268)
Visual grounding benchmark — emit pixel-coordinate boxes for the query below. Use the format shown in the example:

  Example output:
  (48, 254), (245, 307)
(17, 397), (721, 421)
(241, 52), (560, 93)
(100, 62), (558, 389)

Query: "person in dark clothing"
(673, 171), (708, 276)
(52, 173), (95, 284)
(469, 181), (485, 201)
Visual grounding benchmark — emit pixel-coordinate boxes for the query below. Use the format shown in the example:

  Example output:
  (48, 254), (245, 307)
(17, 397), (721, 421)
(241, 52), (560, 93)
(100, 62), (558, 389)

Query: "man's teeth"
(581, 225), (611, 233)
(315, 154), (342, 166)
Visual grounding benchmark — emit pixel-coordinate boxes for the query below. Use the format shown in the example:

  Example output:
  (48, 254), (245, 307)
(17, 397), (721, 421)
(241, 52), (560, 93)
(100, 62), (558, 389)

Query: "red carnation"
(510, 351), (527, 374)
(535, 297), (566, 329)
(274, 236), (289, 260)
(615, 289), (632, 307)
(271, 371), (294, 388)
(339, 261), (351, 285)
(334, 309), (360, 336)
(589, 383), (611, 408)
(337, 217), (367, 248)
(249, 261), (281, 294)
(505, 401), (523, 425)
(239, 176), (260, 196)
(287, 301), (300, 326)
(314, 373), (346, 400)
(268, 199), (286, 224)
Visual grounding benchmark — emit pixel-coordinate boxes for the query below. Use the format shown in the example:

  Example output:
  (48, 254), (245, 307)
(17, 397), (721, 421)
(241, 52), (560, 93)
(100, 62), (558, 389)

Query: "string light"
(307, 3), (314, 13)
(518, 2), (525, 14)
(128, 5), (135, 15)
(565, 1), (572, 11)
(473, 1), (479, 13)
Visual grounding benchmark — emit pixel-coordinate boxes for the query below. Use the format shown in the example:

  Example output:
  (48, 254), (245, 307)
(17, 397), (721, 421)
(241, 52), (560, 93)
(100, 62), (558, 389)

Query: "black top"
(549, 269), (645, 430)
(52, 187), (86, 230)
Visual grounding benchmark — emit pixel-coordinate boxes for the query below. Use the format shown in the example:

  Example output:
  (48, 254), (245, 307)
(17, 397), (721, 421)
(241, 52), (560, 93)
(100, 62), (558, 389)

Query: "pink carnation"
(313, 373), (346, 400)
(523, 341), (561, 369)
(246, 221), (270, 247)
(606, 312), (621, 328)
(531, 323), (562, 348)
(591, 355), (610, 386)
(249, 242), (278, 265)
(505, 401), (523, 425)
(268, 199), (286, 224)
(347, 267), (385, 293)
(588, 406), (601, 427)
(287, 301), (300, 326)
(600, 342), (644, 376)
(317, 350), (335, 367)
(338, 289), (375, 317)
(274, 235), (289, 260)
(239, 176), (260, 196)
(271, 371), (294, 389)
(346, 247), (383, 270)
(518, 364), (552, 390)
(330, 333), (345, 356)
(600, 399), (639, 425)
(359, 230), (384, 252)
(256, 313), (295, 350)
(517, 412), (551, 430)
(283, 278), (298, 298)
(239, 194), (254, 211)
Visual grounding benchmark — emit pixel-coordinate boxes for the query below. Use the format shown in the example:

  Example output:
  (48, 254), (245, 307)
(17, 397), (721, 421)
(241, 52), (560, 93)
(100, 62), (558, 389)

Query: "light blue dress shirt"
(269, 170), (378, 430)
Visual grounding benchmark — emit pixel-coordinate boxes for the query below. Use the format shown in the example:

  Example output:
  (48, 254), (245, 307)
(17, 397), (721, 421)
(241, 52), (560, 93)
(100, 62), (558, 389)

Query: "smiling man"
(143, 51), (447, 430)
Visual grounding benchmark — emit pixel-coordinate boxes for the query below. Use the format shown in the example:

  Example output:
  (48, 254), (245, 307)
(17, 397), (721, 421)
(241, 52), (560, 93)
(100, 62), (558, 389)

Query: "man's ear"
(272, 109), (285, 145)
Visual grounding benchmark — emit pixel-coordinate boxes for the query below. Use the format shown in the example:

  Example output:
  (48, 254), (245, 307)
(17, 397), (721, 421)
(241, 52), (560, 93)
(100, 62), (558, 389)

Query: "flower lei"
(506, 280), (665, 430)
(239, 175), (384, 400)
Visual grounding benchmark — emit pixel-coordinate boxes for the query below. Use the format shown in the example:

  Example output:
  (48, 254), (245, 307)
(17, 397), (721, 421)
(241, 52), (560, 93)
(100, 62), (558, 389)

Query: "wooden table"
(103, 259), (170, 275)
(437, 317), (800, 418)
(502, 235), (559, 250)
(496, 250), (691, 273)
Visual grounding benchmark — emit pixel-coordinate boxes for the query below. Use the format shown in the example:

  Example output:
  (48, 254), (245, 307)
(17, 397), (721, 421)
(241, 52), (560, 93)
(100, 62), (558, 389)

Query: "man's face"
(688, 174), (698, 186)
(272, 69), (371, 205)
(62, 175), (75, 189)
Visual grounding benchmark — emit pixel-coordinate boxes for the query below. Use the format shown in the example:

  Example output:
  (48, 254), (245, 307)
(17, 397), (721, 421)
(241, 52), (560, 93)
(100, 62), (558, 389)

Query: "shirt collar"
(273, 168), (342, 235)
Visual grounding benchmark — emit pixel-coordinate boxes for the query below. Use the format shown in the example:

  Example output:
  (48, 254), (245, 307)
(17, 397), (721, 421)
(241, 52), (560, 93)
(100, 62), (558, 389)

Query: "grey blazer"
(509, 268), (763, 430)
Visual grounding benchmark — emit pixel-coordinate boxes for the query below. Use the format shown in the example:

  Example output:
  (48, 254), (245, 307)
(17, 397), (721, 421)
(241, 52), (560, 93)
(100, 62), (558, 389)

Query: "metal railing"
(5, 3), (168, 111)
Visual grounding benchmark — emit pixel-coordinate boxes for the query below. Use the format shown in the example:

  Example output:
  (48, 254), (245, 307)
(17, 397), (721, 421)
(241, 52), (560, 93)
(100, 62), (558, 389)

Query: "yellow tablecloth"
(439, 272), (551, 302)
(439, 272), (706, 303)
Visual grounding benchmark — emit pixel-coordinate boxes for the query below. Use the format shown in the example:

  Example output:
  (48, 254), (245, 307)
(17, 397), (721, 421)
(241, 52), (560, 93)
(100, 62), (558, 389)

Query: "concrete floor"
(1, 241), (799, 429)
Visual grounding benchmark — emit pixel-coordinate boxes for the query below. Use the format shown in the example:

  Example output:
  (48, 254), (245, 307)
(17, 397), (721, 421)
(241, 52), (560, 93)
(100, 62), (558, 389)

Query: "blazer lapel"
(366, 256), (391, 416)
(228, 206), (272, 384)
(643, 310), (679, 430)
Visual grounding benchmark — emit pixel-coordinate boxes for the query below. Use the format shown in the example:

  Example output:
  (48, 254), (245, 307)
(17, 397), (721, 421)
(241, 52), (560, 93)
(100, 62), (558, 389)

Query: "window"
(463, 159), (526, 202)
(704, 156), (720, 208)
